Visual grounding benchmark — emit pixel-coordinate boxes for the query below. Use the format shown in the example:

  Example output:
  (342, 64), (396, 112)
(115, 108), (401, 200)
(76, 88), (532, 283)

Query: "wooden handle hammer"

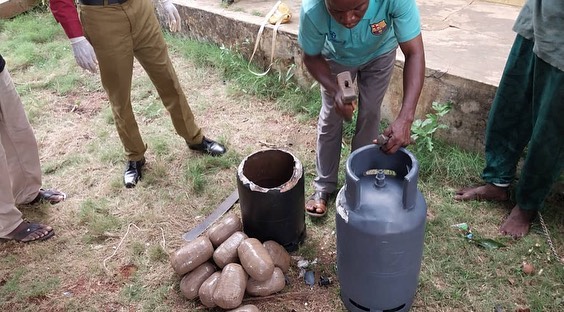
(336, 71), (357, 121)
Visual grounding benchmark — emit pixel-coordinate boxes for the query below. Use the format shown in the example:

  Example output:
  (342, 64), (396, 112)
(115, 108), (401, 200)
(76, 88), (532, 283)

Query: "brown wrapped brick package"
(198, 271), (221, 308)
(179, 262), (216, 300)
(246, 267), (286, 297)
(227, 304), (261, 312)
(212, 263), (248, 310)
(207, 214), (243, 248)
(237, 238), (275, 282)
(213, 231), (248, 268)
(170, 236), (214, 275)
(262, 240), (291, 273)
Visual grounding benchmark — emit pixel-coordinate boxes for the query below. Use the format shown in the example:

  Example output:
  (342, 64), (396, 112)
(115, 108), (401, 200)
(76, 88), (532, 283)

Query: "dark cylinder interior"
(241, 150), (294, 188)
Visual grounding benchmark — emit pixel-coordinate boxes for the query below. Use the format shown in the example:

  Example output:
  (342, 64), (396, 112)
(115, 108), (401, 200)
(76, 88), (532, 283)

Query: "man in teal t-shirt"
(298, 0), (425, 217)
(455, 0), (564, 238)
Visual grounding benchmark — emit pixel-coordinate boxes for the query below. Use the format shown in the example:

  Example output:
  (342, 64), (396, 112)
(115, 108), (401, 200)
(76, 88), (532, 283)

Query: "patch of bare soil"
(56, 92), (106, 117)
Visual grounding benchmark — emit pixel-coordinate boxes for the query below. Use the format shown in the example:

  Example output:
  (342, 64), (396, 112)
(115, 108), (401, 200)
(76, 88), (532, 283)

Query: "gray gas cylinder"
(336, 145), (427, 312)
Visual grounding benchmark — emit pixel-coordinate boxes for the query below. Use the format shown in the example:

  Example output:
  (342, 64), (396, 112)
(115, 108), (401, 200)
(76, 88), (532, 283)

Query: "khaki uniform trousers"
(79, 0), (203, 161)
(314, 49), (396, 194)
(0, 69), (42, 237)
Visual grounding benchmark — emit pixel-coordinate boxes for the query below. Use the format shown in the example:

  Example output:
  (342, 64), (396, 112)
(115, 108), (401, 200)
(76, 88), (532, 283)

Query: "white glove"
(161, 0), (181, 32)
(70, 36), (98, 73)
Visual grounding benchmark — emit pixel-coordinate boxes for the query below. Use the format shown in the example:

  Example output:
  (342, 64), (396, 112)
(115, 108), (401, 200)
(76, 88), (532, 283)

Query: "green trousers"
(79, 0), (203, 161)
(483, 35), (564, 211)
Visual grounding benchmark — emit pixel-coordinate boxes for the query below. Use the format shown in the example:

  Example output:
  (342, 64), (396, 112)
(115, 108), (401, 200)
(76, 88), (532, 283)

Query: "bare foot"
(499, 205), (536, 238)
(454, 184), (509, 201)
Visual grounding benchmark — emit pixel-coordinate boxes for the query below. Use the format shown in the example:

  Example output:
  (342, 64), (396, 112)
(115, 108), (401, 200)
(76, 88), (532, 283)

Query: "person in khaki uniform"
(49, 0), (226, 188)
(0, 54), (66, 242)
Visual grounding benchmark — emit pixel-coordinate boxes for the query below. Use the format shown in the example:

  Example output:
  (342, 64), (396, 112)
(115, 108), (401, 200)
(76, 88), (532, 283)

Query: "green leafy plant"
(411, 101), (452, 152)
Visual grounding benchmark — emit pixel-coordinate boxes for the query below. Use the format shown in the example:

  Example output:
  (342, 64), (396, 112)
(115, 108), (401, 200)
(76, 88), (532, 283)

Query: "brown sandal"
(305, 191), (331, 217)
(28, 188), (67, 205)
(1, 221), (55, 242)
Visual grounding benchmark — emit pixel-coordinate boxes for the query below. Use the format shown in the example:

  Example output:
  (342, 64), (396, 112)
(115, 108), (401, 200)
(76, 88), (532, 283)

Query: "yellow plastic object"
(268, 2), (291, 25)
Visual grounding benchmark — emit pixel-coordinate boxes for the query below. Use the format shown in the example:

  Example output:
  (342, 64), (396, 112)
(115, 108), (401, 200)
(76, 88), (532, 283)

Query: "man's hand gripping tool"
(336, 71), (358, 122)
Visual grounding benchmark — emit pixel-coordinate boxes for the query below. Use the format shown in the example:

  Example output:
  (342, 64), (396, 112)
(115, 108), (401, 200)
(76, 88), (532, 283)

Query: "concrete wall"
(159, 2), (497, 153)
(387, 65), (496, 152)
(484, 0), (524, 7)
(0, 0), (40, 19)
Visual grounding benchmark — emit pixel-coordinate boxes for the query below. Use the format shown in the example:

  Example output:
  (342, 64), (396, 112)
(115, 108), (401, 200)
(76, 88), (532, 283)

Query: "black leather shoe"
(188, 137), (226, 156)
(124, 158), (145, 188)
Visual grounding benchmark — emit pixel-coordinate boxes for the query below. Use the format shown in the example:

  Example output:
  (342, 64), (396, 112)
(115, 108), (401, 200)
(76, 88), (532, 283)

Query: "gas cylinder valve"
(374, 169), (386, 187)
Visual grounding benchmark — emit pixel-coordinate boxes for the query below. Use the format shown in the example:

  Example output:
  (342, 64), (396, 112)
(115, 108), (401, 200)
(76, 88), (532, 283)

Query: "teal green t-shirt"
(298, 0), (421, 67)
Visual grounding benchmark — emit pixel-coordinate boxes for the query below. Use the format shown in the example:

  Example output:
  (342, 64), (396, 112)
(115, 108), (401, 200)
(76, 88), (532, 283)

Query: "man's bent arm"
(380, 34), (425, 153)
(303, 53), (339, 97)
(398, 34), (425, 124)
(49, 0), (83, 39)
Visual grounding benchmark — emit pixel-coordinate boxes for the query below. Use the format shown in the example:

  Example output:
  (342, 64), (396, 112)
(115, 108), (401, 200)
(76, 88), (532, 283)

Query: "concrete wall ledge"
(0, 0), (40, 19)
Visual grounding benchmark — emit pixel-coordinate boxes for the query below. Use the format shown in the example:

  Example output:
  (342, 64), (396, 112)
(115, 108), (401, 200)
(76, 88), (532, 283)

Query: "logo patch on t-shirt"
(328, 31), (346, 44)
(370, 20), (387, 35)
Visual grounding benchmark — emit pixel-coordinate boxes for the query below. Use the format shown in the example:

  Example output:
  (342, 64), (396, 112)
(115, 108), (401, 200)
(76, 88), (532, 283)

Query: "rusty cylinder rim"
(237, 149), (303, 193)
